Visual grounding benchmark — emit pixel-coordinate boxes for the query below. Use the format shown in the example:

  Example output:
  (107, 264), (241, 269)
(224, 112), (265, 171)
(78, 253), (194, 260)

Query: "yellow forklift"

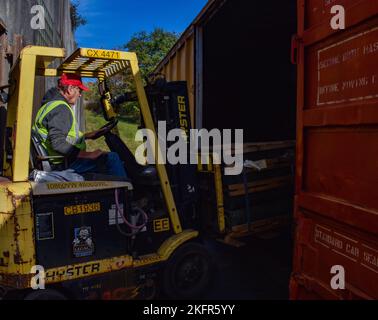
(0, 46), (211, 300)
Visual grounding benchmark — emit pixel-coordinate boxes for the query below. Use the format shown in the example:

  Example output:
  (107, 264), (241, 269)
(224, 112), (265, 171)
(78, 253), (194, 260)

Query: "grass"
(84, 109), (140, 155)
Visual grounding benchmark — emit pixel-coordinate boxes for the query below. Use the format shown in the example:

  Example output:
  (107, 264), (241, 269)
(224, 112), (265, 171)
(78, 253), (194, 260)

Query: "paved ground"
(202, 227), (293, 300)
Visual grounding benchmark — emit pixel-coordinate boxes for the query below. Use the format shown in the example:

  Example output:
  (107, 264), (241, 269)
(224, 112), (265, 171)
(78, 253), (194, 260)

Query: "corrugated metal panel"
(159, 32), (195, 126)
(0, 0), (75, 119)
(291, 0), (378, 300)
(155, 0), (227, 128)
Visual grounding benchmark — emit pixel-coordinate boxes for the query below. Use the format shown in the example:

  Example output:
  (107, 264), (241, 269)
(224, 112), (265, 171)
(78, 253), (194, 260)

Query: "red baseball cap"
(59, 73), (89, 91)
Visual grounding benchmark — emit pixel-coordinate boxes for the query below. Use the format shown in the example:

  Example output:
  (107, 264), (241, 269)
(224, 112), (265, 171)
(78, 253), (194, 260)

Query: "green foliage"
(83, 79), (141, 121)
(84, 82), (100, 102)
(85, 109), (140, 155)
(83, 81), (101, 114)
(124, 28), (180, 80)
(70, 1), (87, 32)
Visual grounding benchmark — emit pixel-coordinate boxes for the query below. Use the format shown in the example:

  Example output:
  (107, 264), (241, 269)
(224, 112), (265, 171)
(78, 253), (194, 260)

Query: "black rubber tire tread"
(162, 242), (213, 300)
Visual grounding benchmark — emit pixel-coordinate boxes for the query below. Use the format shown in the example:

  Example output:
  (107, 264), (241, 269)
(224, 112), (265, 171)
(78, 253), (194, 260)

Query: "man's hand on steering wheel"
(84, 119), (118, 140)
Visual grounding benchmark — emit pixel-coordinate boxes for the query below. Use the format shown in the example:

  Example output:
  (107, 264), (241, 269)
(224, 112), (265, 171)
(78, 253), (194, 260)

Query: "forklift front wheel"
(162, 242), (212, 299)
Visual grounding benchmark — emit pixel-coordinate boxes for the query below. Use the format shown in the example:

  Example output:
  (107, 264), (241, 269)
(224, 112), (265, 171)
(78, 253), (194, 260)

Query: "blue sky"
(75, 0), (208, 49)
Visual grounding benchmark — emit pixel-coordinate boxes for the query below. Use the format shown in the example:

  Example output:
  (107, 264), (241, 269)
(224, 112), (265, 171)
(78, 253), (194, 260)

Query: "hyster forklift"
(0, 46), (211, 300)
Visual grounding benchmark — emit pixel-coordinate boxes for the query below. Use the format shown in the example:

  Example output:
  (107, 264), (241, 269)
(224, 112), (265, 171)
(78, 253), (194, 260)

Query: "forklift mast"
(145, 79), (199, 229)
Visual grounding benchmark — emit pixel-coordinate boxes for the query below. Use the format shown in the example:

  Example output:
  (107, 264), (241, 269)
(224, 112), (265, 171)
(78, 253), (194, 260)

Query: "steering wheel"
(91, 119), (119, 140)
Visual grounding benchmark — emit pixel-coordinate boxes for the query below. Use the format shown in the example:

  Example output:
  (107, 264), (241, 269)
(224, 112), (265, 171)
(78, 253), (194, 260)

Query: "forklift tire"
(24, 289), (67, 300)
(162, 242), (212, 300)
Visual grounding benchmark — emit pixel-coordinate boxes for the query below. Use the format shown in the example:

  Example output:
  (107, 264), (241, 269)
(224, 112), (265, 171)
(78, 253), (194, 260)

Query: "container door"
(291, 0), (378, 299)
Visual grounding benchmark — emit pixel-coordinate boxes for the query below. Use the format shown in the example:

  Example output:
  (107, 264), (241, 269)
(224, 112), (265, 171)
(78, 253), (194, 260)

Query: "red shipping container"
(291, 0), (378, 299)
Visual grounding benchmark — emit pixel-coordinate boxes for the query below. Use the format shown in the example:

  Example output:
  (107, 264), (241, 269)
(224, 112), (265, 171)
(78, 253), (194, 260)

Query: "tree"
(124, 28), (180, 80)
(70, 1), (87, 32)
(83, 81), (101, 114)
(116, 28), (179, 117)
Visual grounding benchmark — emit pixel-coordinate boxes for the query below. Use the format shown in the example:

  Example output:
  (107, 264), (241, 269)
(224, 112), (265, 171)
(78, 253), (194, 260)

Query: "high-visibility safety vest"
(33, 100), (86, 164)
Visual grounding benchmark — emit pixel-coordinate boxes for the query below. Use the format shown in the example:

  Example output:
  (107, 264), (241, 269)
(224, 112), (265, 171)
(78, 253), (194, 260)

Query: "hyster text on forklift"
(0, 46), (212, 300)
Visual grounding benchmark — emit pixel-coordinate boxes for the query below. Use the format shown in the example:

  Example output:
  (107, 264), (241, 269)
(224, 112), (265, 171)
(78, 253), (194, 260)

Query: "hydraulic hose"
(115, 189), (148, 230)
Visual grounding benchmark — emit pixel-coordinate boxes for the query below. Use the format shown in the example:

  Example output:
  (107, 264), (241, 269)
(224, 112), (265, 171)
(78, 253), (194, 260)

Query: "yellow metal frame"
(4, 46), (183, 234)
(0, 182), (35, 287)
(61, 48), (183, 234)
(197, 154), (225, 234)
(214, 164), (226, 233)
(5, 46), (66, 181)
(128, 58), (182, 234)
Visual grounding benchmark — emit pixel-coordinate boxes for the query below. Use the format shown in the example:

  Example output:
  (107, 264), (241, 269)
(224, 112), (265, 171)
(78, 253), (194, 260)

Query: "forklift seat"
(30, 130), (66, 172)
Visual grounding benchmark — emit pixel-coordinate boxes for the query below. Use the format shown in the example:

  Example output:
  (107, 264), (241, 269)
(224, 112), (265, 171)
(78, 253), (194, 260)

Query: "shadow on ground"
(202, 227), (293, 300)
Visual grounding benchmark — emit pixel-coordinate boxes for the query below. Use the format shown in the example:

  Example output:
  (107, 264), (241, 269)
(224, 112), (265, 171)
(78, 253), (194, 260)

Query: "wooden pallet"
(225, 156), (293, 174)
(227, 175), (293, 197)
(217, 215), (291, 247)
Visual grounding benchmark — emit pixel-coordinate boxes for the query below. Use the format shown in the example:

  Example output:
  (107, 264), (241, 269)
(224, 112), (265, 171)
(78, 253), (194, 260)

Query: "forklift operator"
(32, 73), (128, 178)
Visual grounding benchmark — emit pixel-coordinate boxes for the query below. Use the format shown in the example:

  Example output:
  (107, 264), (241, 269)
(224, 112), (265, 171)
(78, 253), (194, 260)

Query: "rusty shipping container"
(155, 0), (297, 141)
(291, 0), (378, 299)
(156, 0), (378, 299)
